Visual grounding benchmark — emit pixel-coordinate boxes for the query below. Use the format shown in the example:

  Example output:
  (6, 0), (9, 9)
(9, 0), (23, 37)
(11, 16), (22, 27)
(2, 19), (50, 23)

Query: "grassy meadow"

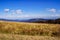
(0, 21), (60, 40)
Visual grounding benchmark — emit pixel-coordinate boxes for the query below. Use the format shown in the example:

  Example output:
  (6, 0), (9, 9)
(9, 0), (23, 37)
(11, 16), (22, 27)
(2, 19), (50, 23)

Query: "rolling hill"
(0, 18), (60, 24)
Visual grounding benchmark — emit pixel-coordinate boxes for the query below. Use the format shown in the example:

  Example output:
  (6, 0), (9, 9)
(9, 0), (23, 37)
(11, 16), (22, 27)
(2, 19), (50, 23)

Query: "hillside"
(28, 18), (60, 24)
(0, 21), (60, 40)
(0, 18), (60, 24)
(0, 34), (60, 40)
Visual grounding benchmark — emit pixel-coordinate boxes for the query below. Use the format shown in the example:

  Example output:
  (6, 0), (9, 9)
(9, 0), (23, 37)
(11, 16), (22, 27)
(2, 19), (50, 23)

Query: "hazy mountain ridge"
(0, 18), (60, 24)
(30, 18), (60, 24)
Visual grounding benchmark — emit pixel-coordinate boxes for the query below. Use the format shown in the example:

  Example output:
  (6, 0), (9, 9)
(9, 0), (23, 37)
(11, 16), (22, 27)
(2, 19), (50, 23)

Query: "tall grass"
(0, 21), (60, 36)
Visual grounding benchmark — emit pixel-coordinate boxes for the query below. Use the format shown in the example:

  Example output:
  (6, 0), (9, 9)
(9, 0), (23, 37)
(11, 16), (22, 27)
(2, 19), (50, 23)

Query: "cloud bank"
(47, 8), (56, 13)
(4, 9), (10, 13)
(16, 9), (22, 14)
(0, 8), (59, 19)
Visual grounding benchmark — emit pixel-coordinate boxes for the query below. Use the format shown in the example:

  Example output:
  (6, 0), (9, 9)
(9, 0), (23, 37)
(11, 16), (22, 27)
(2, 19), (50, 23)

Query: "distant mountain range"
(29, 18), (60, 24)
(0, 18), (60, 24)
(0, 18), (52, 22)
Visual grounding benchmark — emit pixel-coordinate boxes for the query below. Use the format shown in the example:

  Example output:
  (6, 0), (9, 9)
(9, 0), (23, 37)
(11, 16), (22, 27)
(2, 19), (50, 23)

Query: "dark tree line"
(33, 18), (60, 24)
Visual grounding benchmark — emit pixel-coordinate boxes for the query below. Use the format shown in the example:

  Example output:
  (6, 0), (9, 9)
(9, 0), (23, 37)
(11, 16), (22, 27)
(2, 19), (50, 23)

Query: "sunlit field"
(0, 21), (60, 40)
(0, 34), (60, 40)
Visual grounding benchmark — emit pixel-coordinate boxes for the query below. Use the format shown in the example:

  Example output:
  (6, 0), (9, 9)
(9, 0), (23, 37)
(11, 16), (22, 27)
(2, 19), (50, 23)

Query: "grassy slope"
(0, 21), (60, 40)
(0, 34), (60, 40)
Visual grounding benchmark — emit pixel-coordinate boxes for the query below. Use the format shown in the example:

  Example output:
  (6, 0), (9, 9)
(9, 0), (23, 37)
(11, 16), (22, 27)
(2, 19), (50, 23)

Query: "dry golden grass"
(0, 21), (60, 36)
(0, 34), (60, 40)
(0, 21), (60, 40)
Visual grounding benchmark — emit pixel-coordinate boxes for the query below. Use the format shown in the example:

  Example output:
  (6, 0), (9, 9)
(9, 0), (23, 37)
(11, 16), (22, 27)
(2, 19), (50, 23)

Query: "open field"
(0, 21), (60, 40)
(0, 34), (60, 40)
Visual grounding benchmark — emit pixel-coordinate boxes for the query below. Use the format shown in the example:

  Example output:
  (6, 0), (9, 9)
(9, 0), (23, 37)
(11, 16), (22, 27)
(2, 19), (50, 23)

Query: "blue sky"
(0, 0), (60, 19)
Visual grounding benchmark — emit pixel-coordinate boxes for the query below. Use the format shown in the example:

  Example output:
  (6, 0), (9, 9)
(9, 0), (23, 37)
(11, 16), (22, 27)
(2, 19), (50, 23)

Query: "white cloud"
(16, 9), (22, 14)
(47, 8), (56, 13)
(11, 10), (15, 14)
(4, 9), (23, 15)
(4, 8), (10, 13)
(10, 9), (23, 15)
